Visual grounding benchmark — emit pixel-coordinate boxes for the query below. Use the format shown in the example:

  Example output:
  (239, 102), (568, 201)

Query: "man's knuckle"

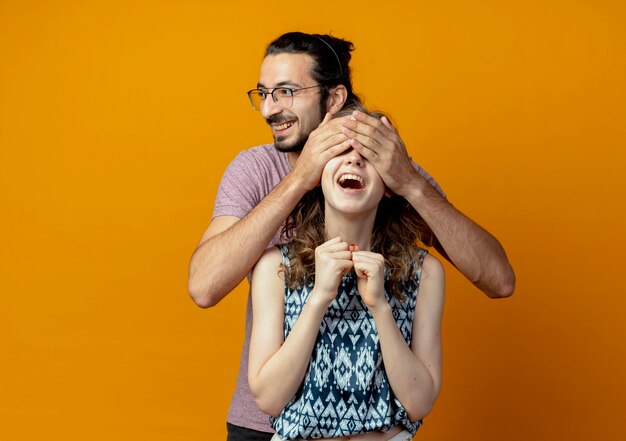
(364, 126), (376, 136)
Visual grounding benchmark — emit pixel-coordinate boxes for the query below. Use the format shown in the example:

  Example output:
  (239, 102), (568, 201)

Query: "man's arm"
(188, 115), (352, 308)
(341, 111), (515, 298)
(405, 177), (514, 298)
(188, 174), (306, 308)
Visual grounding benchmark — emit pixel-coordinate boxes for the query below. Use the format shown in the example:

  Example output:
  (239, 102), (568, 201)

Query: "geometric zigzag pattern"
(271, 245), (427, 440)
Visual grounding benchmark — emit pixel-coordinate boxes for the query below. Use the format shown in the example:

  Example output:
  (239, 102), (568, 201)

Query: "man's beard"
(269, 100), (326, 153)
(274, 132), (308, 153)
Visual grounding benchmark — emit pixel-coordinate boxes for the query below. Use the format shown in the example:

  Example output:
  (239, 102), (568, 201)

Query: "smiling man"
(188, 32), (515, 441)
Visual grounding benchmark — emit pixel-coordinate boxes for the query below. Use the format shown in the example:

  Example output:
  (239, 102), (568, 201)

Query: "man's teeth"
(338, 174), (365, 188)
(274, 121), (294, 131)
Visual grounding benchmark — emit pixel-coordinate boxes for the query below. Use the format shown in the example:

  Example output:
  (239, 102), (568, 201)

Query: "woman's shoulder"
(421, 252), (444, 274)
(419, 253), (445, 298)
(405, 246), (444, 290)
(253, 246), (284, 275)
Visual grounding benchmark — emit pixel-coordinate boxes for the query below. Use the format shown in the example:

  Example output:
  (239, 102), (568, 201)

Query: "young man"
(188, 32), (515, 441)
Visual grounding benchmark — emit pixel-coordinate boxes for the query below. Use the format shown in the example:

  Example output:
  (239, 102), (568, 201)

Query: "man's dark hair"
(266, 32), (362, 109)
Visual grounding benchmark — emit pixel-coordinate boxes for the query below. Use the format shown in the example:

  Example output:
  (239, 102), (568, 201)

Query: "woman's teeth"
(338, 174), (365, 189)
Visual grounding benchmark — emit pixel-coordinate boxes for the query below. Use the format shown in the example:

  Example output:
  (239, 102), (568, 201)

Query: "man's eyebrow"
(256, 81), (301, 89)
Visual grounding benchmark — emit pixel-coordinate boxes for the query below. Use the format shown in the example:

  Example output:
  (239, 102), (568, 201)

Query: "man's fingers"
(319, 133), (351, 150)
(343, 129), (381, 150)
(351, 139), (382, 162)
(321, 139), (352, 160)
(380, 115), (395, 131)
(309, 124), (348, 148)
(341, 118), (379, 139)
(314, 114), (351, 136)
(299, 133), (348, 169)
(342, 111), (393, 138)
(319, 112), (333, 126)
(307, 115), (355, 153)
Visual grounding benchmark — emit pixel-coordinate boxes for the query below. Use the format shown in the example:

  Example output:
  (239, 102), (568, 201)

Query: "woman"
(248, 108), (445, 441)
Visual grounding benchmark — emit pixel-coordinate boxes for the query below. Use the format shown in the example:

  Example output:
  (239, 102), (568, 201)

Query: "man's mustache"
(265, 115), (294, 125)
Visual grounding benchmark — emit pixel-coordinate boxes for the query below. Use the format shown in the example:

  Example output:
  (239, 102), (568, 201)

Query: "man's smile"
(266, 114), (297, 137)
(273, 121), (295, 132)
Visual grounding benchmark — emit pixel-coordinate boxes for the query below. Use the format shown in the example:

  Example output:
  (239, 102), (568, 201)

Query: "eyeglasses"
(246, 85), (325, 111)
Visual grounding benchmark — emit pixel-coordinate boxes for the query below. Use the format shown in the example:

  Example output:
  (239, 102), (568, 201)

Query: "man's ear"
(326, 85), (348, 113)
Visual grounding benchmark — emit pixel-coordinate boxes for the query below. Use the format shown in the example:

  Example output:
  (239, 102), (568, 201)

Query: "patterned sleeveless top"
(270, 244), (428, 440)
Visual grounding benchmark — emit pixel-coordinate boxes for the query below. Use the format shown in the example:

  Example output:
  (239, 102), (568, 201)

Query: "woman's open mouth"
(338, 173), (365, 190)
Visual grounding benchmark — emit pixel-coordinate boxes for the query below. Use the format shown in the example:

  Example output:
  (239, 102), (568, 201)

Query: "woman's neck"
(324, 207), (377, 251)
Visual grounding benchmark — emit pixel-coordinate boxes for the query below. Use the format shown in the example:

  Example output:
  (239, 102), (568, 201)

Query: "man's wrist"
(285, 166), (317, 193)
(277, 170), (313, 202)
(396, 168), (428, 201)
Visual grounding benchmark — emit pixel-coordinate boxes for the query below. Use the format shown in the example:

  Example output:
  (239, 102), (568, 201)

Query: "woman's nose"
(343, 148), (364, 166)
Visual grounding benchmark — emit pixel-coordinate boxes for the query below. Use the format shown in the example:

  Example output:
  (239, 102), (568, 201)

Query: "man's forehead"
(258, 53), (315, 87)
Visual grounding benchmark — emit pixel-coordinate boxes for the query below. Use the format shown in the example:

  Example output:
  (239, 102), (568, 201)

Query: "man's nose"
(260, 95), (282, 119)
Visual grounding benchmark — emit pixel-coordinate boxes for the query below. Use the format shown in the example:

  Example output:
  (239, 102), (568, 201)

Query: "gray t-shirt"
(212, 143), (444, 433)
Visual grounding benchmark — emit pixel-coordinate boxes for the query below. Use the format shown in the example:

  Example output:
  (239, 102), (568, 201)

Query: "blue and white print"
(270, 245), (427, 440)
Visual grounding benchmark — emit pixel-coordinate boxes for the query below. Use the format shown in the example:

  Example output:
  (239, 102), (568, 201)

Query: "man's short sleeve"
(212, 152), (265, 220)
(413, 161), (446, 198)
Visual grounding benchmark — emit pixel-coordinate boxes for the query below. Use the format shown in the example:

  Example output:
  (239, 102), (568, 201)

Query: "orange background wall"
(2, 1), (625, 440)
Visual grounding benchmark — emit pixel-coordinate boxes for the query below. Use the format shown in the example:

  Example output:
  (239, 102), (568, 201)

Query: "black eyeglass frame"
(246, 85), (326, 110)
